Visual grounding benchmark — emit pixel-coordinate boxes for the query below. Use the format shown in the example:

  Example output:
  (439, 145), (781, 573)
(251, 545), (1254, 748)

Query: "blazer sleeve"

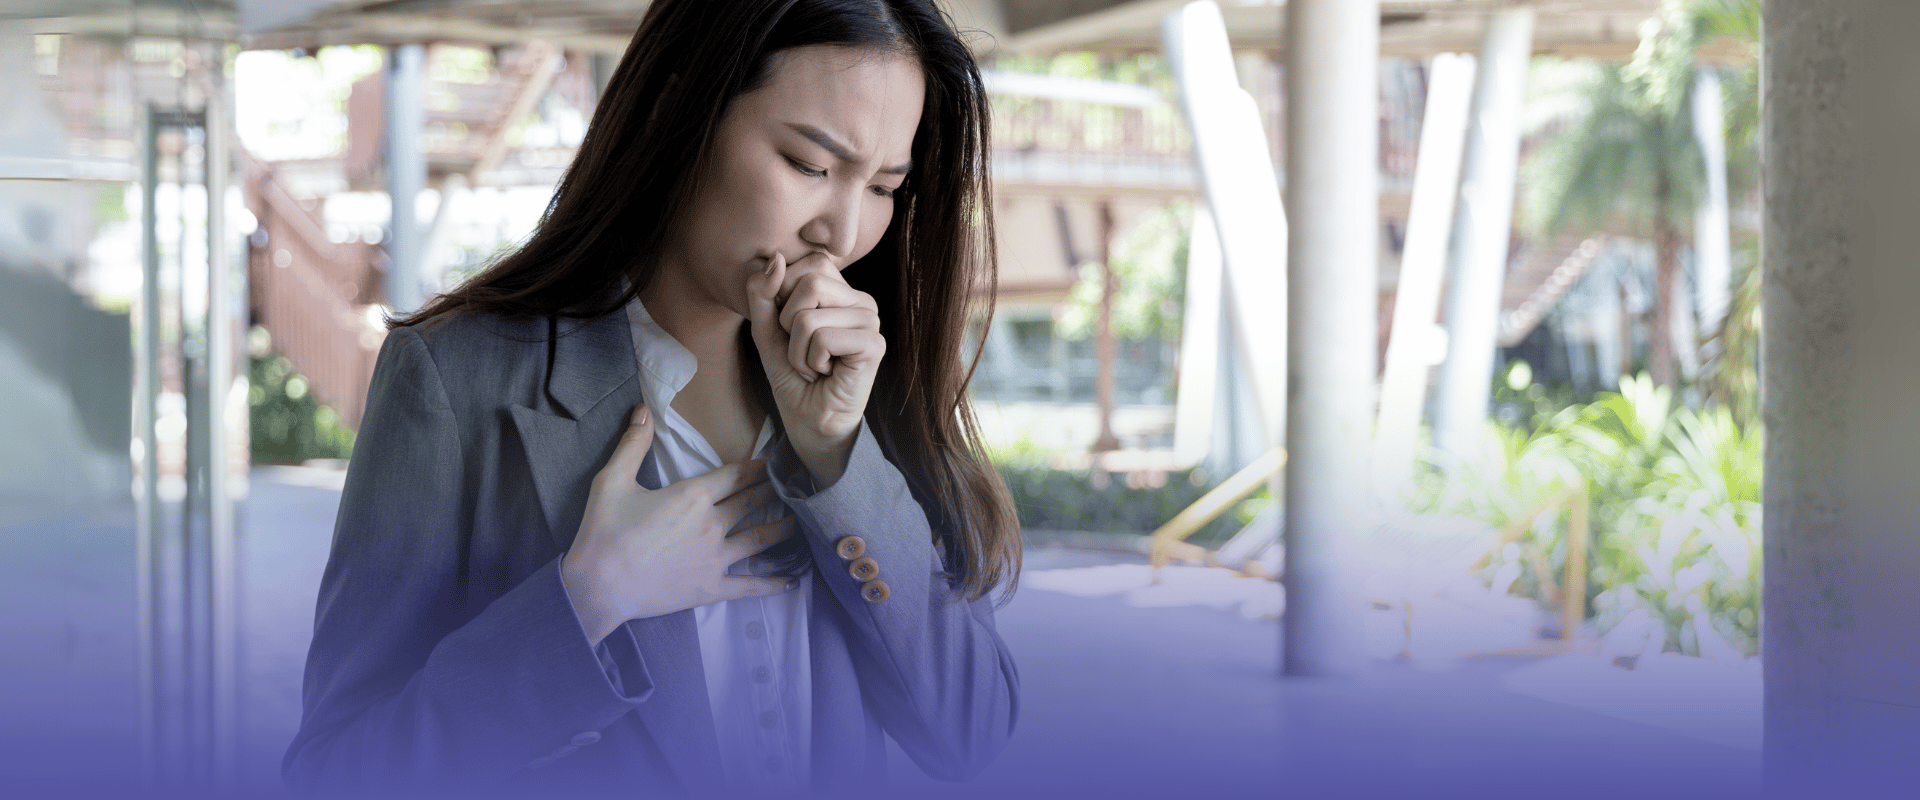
(283, 327), (653, 793)
(768, 422), (1020, 781)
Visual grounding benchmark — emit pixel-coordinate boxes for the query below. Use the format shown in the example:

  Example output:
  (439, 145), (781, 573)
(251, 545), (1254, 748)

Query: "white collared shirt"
(625, 299), (812, 791)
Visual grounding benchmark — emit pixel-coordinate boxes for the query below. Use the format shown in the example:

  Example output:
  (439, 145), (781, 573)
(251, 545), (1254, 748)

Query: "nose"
(798, 184), (862, 259)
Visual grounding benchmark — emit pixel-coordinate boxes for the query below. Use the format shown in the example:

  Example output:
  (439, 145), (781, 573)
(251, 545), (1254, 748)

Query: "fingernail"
(786, 579), (800, 591)
(635, 405), (650, 426)
(764, 255), (780, 277)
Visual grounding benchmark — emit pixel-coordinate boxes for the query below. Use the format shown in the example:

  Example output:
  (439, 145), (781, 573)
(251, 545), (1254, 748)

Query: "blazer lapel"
(506, 312), (644, 550)
(503, 310), (724, 789)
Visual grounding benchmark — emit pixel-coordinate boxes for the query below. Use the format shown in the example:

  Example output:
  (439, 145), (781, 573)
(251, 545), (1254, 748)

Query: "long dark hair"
(396, 0), (1020, 601)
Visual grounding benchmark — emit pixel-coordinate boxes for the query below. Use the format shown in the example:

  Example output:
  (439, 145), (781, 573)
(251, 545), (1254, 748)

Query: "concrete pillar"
(1092, 198), (1121, 453)
(1163, 0), (1289, 471)
(1173, 204), (1220, 466)
(1282, 0), (1376, 678)
(1762, 1), (1920, 791)
(1691, 67), (1731, 337)
(199, 50), (242, 785)
(1373, 52), (1475, 499)
(1432, 9), (1532, 461)
(384, 43), (425, 313)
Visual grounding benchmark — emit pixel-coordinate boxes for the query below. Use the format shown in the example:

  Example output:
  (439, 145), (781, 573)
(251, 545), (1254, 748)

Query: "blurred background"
(5, 0), (1912, 797)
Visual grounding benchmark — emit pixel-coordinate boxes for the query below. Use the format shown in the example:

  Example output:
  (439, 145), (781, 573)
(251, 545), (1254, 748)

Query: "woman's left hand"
(746, 251), (885, 488)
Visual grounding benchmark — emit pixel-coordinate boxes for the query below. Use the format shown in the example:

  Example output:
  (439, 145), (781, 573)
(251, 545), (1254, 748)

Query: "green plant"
(1520, 0), (1761, 389)
(249, 328), (355, 465)
(1413, 373), (1761, 658)
(1695, 231), (1762, 429)
(1056, 199), (1192, 343)
(1491, 359), (1581, 434)
(1522, 55), (1705, 388)
(989, 436), (1270, 545)
(1590, 387), (1760, 657)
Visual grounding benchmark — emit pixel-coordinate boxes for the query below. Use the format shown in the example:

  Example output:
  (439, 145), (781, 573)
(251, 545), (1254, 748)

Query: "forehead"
(734, 45), (925, 157)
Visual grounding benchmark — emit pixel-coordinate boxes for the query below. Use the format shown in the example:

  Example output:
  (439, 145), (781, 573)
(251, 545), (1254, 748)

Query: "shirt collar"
(624, 296), (699, 409)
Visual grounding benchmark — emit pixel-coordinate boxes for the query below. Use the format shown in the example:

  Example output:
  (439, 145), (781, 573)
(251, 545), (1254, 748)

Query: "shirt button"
(571, 731), (601, 746)
(760, 710), (779, 728)
(745, 621), (764, 639)
(752, 666), (771, 683)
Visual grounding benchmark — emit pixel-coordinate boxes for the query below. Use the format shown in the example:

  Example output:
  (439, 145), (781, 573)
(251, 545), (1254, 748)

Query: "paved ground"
(1, 468), (1769, 798)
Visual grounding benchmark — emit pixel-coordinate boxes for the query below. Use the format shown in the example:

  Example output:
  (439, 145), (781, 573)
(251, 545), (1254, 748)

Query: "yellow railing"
(1469, 482), (1591, 641)
(1148, 447), (1287, 582)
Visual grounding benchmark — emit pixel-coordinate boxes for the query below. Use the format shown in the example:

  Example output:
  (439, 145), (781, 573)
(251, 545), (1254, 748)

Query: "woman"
(283, 0), (1021, 795)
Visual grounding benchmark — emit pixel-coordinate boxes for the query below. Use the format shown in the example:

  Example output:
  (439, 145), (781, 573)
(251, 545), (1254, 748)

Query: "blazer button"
(860, 578), (890, 603)
(848, 556), (879, 581)
(835, 535), (867, 560)
(571, 731), (601, 747)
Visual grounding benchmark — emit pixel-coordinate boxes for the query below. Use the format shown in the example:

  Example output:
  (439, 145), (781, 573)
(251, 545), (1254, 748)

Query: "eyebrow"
(787, 123), (912, 175)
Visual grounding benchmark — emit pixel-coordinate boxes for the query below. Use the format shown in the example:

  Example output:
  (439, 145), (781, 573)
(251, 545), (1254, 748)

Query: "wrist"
(560, 552), (620, 646)
(787, 424), (857, 490)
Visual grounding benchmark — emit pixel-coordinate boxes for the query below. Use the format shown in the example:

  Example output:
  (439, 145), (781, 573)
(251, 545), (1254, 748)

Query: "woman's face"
(664, 44), (925, 318)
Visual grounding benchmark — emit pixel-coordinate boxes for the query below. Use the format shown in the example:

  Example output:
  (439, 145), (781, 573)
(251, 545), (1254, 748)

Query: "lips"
(765, 251), (836, 270)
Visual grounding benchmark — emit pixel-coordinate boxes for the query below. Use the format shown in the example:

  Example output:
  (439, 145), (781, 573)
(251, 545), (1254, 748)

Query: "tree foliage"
(1521, 58), (1703, 239)
(1057, 199), (1192, 342)
(1521, 0), (1760, 389)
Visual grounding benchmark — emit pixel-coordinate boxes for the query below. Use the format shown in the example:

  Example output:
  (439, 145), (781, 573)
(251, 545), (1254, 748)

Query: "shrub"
(1411, 374), (1761, 658)
(248, 328), (355, 465)
(990, 436), (1272, 544)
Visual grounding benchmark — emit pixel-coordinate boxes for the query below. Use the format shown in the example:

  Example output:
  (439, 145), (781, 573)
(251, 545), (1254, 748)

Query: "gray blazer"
(283, 309), (1018, 796)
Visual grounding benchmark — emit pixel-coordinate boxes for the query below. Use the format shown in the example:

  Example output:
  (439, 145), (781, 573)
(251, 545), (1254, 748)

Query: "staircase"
(245, 41), (588, 430)
(243, 148), (386, 430)
(345, 41), (568, 189)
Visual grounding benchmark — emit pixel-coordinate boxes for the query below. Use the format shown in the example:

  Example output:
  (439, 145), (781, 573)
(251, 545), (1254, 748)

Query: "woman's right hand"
(560, 403), (798, 645)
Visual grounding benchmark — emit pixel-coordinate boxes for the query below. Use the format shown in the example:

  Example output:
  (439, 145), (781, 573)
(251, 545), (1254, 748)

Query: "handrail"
(1148, 446), (1287, 580)
(1469, 480), (1591, 641)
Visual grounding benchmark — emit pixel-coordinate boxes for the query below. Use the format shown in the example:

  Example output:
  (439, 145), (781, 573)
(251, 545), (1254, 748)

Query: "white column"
(1372, 52), (1475, 499)
(1763, 0), (1920, 792)
(385, 43), (426, 313)
(1173, 204), (1222, 467)
(1163, 0), (1289, 468)
(200, 48), (242, 787)
(1691, 67), (1731, 336)
(1282, 0), (1376, 678)
(1432, 8), (1532, 461)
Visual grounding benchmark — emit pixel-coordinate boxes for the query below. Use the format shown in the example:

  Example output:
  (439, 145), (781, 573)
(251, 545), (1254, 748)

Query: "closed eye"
(785, 156), (825, 178)
(871, 185), (895, 199)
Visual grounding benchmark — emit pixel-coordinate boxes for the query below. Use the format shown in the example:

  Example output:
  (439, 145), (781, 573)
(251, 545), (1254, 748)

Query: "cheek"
(851, 201), (896, 262)
(706, 152), (789, 240)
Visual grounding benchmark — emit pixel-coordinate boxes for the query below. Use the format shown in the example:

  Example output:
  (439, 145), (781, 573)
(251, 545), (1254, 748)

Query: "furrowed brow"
(788, 123), (912, 175)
